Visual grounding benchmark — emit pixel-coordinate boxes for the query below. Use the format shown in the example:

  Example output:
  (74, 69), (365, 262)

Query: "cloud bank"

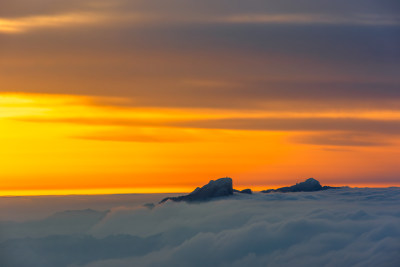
(1, 188), (399, 266)
(2, 0), (399, 111)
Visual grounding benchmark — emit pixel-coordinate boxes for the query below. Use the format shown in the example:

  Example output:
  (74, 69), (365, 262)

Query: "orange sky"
(1, 92), (399, 195)
(1, 1), (399, 195)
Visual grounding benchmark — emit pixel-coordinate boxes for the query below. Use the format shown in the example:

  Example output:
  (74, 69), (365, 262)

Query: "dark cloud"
(3, 0), (398, 18)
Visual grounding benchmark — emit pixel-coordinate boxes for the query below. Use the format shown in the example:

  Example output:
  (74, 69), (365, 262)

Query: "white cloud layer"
(0, 188), (399, 267)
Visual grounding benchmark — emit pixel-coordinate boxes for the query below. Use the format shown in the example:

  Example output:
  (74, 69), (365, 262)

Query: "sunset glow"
(1, 0), (399, 196)
(2, 2), (399, 267)
(1, 92), (399, 195)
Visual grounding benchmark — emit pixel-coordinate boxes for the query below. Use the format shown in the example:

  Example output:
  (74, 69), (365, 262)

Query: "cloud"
(0, 193), (180, 222)
(13, 110), (400, 135)
(0, 12), (109, 33)
(83, 189), (400, 267)
(12, 107), (400, 146)
(1, 188), (399, 266)
(76, 131), (202, 143)
(175, 117), (400, 134)
(0, 234), (159, 267)
(0, 209), (108, 242)
(219, 13), (400, 26)
(2, 2), (399, 112)
(0, 0), (92, 18)
(11, 2), (400, 35)
(292, 132), (391, 147)
(3, 0), (398, 32)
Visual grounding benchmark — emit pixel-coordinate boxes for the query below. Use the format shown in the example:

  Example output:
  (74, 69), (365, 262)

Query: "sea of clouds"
(0, 188), (399, 267)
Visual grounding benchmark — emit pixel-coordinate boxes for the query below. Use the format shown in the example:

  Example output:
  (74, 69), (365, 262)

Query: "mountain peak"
(262, 178), (336, 193)
(160, 177), (233, 203)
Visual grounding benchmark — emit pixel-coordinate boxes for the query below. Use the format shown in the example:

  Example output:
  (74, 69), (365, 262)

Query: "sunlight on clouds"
(0, 12), (107, 33)
(0, 93), (102, 118)
(5, 92), (400, 122)
(0, 93), (290, 193)
(0, 94), (48, 117)
(2, 9), (397, 35)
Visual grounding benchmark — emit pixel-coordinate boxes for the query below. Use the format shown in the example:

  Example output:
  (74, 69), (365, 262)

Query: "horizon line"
(1, 183), (399, 197)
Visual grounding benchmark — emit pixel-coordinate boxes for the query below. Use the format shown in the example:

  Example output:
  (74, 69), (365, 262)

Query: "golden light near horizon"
(0, 93), (287, 193)
(1, 92), (399, 196)
(1, 0), (399, 196)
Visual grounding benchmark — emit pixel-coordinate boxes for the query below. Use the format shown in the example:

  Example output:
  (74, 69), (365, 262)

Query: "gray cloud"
(3, 0), (398, 19)
(80, 188), (400, 267)
(0, 209), (108, 242)
(0, 194), (182, 222)
(1, 188), (399, 266)
(0, 0), (93, 18)
(1, 1), (399, 112)
(1, 25), (399, 110)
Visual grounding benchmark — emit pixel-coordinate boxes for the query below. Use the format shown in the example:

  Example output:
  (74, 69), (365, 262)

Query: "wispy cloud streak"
(219, 13), (400, 25)
(0, 12), (108, 33)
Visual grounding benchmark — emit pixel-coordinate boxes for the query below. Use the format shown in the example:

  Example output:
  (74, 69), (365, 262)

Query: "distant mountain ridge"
(261, 178), (339, 193)
(159, 177), (339, 204)
(160, 177), (233, 203)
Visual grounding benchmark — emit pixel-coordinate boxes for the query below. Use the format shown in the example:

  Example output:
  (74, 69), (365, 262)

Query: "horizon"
(1, 180), (398, 197)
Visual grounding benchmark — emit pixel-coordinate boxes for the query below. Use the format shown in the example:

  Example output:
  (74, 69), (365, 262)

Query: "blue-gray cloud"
(1, 188), (399, 267)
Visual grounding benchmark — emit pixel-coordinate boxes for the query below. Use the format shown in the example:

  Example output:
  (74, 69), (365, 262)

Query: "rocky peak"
(160, 177), (233, 203)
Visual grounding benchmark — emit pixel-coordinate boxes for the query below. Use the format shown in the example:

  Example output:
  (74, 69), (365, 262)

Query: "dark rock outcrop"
(234, 189), (252, 194)
(261, 178), (337, 193)
(160, 177), (233, 203)
(240, 189), (252, 194)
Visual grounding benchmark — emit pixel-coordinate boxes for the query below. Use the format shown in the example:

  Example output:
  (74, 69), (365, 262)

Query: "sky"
(1, 0), (400, 195)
